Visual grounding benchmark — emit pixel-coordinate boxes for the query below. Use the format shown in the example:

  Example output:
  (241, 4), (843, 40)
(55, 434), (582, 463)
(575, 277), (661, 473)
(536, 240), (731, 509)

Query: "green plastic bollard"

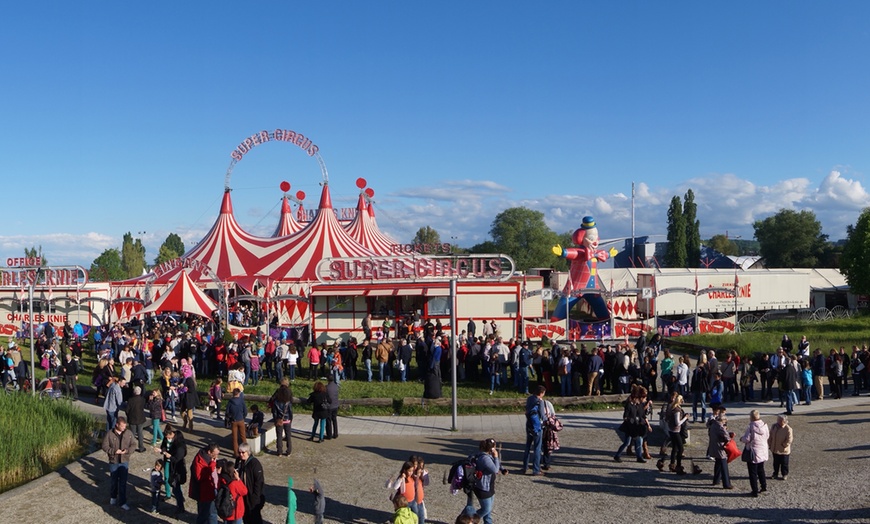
(287, 476), (297, 524)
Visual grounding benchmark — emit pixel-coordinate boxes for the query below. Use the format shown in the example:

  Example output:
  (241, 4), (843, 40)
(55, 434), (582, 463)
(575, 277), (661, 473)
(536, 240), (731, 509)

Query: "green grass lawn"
(675, 314), (870, 358)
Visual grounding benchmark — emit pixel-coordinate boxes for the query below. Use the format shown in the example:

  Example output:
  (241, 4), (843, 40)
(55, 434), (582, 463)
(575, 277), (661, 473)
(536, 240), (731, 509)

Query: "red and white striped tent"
(183, 191), (281, 279)
(344, 193), (398, 256)
(115, 182), (390, 325)
(138, 270), (218, 319)
(272, 196), (303, 237)
(258, 184), (377, 281)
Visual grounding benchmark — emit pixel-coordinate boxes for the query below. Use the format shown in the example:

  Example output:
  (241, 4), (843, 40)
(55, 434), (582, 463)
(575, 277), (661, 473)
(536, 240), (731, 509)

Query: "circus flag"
(138, 271), (217, 319)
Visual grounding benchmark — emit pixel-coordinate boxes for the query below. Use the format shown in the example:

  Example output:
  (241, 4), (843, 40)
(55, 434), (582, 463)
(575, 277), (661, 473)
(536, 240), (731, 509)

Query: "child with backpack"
(150, 459), (164, 513)
(387, 461), (418, 516)
(216, 461), (248, 523)
(411, 455), (429, 524)
(461, 439), (500, 524)
(209, 378), (224, 420)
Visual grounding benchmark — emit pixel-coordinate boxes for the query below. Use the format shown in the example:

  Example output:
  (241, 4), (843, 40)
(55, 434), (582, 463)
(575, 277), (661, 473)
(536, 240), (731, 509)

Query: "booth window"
(427, 296), (450, 316)
(313, 296), (355, 313)
(327, 296), (353, 311)
(368, 297), (394, 318)
(399, 296), (424, 317)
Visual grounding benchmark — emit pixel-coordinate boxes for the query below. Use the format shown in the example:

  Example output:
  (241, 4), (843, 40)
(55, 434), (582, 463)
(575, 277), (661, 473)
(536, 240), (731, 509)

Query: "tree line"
(89, 233), (185, 281)
(80, 201), (870, 297)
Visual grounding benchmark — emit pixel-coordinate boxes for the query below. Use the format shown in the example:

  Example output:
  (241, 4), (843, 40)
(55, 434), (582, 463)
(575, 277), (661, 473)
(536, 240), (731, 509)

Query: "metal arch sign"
(315, 254), (516, 284)
(224, 128), (329, 190)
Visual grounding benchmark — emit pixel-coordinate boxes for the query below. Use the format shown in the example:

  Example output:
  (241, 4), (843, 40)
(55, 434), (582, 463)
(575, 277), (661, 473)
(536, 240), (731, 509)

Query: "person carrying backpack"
(216, 461), (248, 524)
(190, 443), (221, 523)
(522, 385), (546, 475)
(270, 379), (294, 456)
(461, 438), (501, 524)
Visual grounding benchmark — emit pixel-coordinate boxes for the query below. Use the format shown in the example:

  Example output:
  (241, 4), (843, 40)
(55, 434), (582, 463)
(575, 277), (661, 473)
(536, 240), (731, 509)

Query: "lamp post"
(28, 267), (42, 396)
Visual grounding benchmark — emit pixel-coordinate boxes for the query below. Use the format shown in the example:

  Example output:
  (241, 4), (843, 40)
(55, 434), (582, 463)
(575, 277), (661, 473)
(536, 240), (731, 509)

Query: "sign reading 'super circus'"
(231, 128), (319, 161)
(316, 255), (515, 284)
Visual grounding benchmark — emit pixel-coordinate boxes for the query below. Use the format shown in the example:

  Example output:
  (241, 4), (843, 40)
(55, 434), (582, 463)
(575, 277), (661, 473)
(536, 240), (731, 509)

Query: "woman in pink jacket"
(740, 409), (770, 498)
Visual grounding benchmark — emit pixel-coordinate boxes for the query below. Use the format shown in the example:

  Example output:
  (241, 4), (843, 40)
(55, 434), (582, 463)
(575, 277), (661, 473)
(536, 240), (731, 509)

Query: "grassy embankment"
(0, 392), (97, 492)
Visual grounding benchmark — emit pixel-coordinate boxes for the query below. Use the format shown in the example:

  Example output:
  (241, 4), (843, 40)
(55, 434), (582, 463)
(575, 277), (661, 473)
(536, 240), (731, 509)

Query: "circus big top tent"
(109, 181), (544, 343)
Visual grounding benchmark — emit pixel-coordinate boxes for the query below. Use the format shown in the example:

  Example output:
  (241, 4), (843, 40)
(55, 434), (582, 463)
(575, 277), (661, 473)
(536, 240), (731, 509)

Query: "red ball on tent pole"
(280, 181), (291, 192)
(296, 191), (306, 200)
(355, 177), (367, 189)
(365, 188), (375, 198)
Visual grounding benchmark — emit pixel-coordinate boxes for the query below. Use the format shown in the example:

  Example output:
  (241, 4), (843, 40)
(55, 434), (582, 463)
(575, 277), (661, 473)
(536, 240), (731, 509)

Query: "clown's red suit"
(551, 216), (615, 321)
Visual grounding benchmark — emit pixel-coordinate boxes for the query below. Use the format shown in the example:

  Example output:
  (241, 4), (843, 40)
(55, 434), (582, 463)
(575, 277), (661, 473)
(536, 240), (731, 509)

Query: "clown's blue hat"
(581, 216), (596, 229)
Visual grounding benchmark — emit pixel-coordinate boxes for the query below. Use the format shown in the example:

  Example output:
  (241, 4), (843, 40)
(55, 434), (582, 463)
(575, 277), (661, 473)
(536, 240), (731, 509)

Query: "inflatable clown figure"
(551, 216), (617, 321)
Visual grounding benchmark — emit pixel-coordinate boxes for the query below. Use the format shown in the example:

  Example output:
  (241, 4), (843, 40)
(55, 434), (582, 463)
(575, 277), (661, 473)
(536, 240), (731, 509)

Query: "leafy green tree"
(841, 208), (870, 294)
(467, 240), (499, 254)
(89, 248), (125, 281)
(753, 209), (828, 267)
(24, 246), (47, 266)
(121, 232), (146, 278)
(154, 233), (186, 265)
(707, 234), (738, 256)
(489, 207), (560, 272)
(665, 196), (687, 267)
(154, 244), (180, 266)
(412, 226), (441, 245)
(684, 189), (701, 267)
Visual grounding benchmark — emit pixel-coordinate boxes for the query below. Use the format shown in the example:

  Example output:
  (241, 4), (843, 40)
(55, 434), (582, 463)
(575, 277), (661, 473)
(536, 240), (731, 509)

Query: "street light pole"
(28, 269), (41, 396)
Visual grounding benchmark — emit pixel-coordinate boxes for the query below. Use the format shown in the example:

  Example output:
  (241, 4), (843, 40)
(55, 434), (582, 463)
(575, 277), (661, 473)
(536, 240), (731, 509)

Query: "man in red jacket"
(190, 442), (221, 524)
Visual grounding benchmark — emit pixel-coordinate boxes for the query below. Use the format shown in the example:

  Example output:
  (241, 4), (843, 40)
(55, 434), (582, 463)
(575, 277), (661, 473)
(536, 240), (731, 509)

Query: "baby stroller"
(37, 376), (63, 399)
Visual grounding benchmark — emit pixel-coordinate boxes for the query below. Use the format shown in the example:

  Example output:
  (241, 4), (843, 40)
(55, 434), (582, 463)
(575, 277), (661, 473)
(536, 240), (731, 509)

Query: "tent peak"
(318, 184), (333, 209)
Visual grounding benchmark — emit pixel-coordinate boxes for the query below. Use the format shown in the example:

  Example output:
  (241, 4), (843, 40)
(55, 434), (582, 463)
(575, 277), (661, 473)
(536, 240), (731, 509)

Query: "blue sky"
(2, 2), (869, 267)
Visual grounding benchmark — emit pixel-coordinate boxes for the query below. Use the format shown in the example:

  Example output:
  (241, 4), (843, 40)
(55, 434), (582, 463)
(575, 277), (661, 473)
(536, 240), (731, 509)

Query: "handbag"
(724, 439), (741, 463)
(741, 428), (757, 463)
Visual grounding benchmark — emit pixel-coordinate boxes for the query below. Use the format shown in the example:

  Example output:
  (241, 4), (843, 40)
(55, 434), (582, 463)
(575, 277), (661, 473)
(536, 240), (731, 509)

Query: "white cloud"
(812, 170), (869, 208)
(0, 232), (117, 267)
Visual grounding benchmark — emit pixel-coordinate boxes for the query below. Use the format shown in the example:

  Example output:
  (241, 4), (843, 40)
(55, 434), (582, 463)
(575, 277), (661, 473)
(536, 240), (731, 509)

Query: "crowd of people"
(14, 312), (864, 520)
(602, 330), (854, 499)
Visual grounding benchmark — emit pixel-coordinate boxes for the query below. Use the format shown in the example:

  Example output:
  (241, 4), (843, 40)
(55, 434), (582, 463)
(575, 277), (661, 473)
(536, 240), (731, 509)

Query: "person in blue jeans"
(101, 416), (134, 511)
(464, 438), (501, 524)
(522, 386), (546, 475)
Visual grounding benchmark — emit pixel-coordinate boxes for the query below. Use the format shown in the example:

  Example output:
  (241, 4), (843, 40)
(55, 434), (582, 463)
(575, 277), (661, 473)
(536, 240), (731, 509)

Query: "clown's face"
(583, 227), (599, 249)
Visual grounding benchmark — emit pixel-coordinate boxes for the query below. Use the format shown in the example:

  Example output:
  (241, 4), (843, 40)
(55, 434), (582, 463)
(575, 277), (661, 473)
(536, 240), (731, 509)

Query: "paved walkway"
(67, 388), (866, 438)
(3, 388), (869, 523)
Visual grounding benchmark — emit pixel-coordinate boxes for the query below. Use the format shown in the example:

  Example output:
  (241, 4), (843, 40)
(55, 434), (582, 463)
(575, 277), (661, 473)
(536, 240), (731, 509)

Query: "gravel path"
(2, 395), (868, 523)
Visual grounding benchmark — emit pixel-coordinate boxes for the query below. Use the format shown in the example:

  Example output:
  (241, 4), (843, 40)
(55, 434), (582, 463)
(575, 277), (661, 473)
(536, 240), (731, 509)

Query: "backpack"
(215, 483), (236, 520)
(447, 453), (482, 494)
(188, 462), (200, 501)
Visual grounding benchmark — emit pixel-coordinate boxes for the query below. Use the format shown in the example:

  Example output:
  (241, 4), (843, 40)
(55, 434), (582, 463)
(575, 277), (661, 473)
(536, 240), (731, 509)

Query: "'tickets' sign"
(316, 255), (515, 284)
